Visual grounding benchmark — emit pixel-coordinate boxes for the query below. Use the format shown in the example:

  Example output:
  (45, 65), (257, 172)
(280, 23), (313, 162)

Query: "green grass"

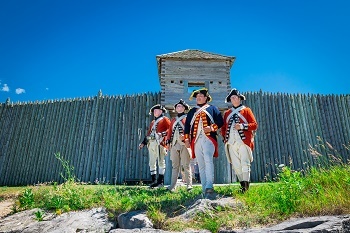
(2, 164), (349, 232)
(0, 186), (28, 203)
(1, 146), (349, 233)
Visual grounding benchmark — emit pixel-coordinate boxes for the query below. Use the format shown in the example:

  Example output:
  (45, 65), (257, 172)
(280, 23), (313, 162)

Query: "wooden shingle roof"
(157, 49), (235, 60)
(156, 49), (236, 76)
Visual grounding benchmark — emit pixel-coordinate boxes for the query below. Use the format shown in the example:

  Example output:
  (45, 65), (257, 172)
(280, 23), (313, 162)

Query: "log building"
(157, 49), (235, 114)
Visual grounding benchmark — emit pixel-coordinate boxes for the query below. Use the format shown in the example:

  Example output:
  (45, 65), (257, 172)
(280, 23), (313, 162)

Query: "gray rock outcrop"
(180, 197), (243, 220)
(117, 210), (153, 229)
(221, 215), (350, 233)
(0, 207), (115, 233)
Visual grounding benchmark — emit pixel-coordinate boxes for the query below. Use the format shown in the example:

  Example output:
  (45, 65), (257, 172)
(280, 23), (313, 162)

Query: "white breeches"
(168, 142), (192, 190)
(148, 140), (166, 175)
(225, 141), (253, 182)
(194, 133), (215, 193)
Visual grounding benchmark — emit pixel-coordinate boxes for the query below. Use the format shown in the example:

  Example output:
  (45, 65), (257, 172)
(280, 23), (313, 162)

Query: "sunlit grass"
(1, 164), (349, 233)
(1, 141), (349, 233)
(0, 186), (28, 201)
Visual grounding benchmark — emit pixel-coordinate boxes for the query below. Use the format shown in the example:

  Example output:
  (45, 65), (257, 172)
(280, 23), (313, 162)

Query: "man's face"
(196, 93), (207, 105)
(175, 104), (185, 114)
(153, 109), (163, 117)
(230, 95), (241, 107)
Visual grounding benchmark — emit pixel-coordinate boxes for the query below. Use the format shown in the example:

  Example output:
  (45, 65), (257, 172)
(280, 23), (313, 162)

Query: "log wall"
(159, 60), (231, 110)
(0, 91), (349, 186)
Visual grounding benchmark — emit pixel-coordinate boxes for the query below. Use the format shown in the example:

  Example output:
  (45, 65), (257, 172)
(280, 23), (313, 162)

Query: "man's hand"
(180, 134), (185, 141)
(138, 143), (144, 150)
(203, 126), (212, 133)
(234, 123), (243, 130)
(165, 139), (171, 149)
(185, 139), (190, 148)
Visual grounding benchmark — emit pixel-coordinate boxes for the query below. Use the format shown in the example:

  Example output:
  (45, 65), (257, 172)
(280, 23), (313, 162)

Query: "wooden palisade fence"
(0, 91), (349, 186)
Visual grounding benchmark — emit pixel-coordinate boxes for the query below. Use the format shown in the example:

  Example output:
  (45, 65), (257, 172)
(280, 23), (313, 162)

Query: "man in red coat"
(139, 104), (171, 188)
(166, 99), (192, 192)
(221, 89), (258, 192)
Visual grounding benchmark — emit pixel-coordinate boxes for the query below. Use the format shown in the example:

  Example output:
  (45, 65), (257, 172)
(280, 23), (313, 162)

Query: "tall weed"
(54, 152), (76, 183)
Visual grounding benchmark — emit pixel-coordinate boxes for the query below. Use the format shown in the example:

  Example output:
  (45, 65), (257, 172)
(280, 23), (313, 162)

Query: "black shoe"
(148, 174), (157, 188)
(240, 181), (246, 193)
(150, 174), (164, 188)
(244, 181), (250, 192)
(165, 187), (174, 192)
(239, 181), (250, 193)
(204, 188), (216, 200)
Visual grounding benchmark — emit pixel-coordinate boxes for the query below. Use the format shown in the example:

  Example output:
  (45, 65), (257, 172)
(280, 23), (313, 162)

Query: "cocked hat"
(225, 88), (246, 103)
(189, 88), (212, 102)
(173, 99), (190, 111)
(149, 104), (167, 115)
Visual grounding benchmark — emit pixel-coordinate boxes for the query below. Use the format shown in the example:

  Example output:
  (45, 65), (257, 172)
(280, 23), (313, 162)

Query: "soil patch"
(0, 199), (14, 218)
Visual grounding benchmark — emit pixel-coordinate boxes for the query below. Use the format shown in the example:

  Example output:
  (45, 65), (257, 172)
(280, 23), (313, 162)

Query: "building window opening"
(187, 82), (206, 93)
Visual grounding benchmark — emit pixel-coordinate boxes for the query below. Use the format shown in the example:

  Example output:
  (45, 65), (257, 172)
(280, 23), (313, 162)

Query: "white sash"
(226, 106), (247, 124)
(151, 116), (164, 133)
(172, 115), (186, 131)
(151, 116), (164, 145)
(190, 105), (214, 126)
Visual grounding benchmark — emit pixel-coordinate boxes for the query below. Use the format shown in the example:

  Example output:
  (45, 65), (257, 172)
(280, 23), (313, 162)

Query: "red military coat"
(146, 116), (171, 148)
(221, 106), (258, 150)
(166, 115), (186, 144)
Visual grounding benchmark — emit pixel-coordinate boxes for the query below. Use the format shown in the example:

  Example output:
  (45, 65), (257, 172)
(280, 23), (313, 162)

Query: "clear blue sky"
(1, 0), (349, 103)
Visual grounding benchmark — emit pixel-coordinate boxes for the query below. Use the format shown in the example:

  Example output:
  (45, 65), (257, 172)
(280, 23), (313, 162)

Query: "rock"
(117, 210), (153, 229)
(220, 215), (350, 233)
(109, 229), (210, 233)
(0, 199), (349, 233)
(180, 197), (243, 220)
(0, 207), (115, 233)
(109, 229), (174, 233)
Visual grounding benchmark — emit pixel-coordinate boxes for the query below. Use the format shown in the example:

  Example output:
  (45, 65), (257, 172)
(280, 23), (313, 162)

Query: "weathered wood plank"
(1, 92), (349, 185)
(101, 97), (111, 183)
(5, 105), (23, 185)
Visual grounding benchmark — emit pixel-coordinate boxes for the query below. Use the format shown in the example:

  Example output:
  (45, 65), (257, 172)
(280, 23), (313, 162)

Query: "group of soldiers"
(139, 88), (258, 197)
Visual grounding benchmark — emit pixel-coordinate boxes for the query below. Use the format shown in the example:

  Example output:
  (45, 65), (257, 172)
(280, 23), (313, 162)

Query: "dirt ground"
(0, 199), (14, 218)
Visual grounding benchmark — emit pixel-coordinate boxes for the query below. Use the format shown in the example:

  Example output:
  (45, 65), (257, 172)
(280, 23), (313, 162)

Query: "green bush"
(19, 188), (35, 209)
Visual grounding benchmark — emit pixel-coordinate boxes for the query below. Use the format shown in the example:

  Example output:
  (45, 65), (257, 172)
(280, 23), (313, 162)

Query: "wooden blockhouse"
(156, 49), (236, 114)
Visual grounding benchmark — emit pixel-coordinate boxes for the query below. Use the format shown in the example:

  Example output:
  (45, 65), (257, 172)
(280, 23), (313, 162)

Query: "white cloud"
(15, 88), (26, 94)
(1, 84), (9, 92)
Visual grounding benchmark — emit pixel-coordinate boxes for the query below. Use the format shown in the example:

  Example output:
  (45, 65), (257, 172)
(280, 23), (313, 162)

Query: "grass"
(1, 145), (350, 233)
(0, 186), (27, 200)
(2, 164), (349, 232)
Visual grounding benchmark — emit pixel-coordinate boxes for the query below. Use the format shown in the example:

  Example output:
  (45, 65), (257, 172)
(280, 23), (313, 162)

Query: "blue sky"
(1, 0), (349, 103)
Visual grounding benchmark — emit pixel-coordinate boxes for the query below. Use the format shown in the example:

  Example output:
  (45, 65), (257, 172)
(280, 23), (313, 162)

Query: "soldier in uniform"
(166, 99), (192, 192)
(184, 88), (224, 197)
(139, 104), (171, 188)
(221, 89), (258, 192)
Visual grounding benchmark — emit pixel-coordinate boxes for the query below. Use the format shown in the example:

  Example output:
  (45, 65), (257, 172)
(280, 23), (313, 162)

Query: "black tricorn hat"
(173, 99), (190, 111)
(189, 88), (212, 102)
(149, 104), (167, 115)
(225, 88), (246, 103)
